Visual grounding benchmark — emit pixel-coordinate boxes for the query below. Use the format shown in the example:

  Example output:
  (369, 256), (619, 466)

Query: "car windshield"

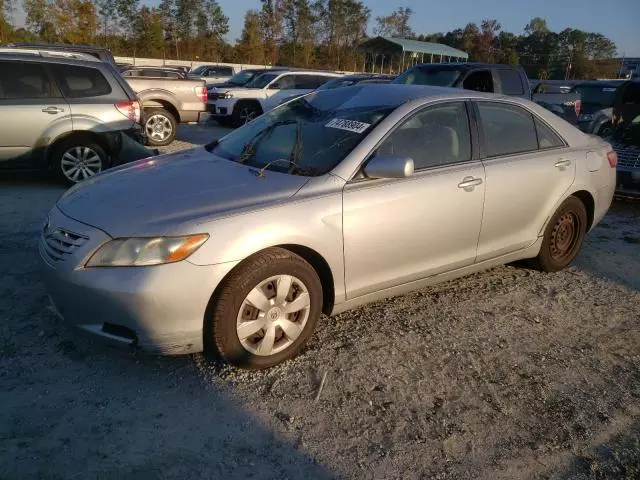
(244, 72), (279, 89)
(393, 67), (462, 87)
(190, 65), (209, 75)
(228, 70), (262, 86)
(571, 85), (618, 107)
(208, 88), (394, 176)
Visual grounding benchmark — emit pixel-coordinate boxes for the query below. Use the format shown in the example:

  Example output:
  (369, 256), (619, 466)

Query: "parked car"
(3, 42), (116, 64)
(276, 74), (397, 106)
(0, 48), (145, 185)
(188, 64), (239, 85)
(610, 80), (640, 196)
(393, 63), (581, 124)
(121, 67), (188, 79)
(3, 42), (208, 147)
(208, 70), (341, 126)
(208, 68), (287, 90)
(41, 84), (616, 368)
(124, 74), (207, 146)
(530, 80), (577, 94)
(570, 80), (624, 136)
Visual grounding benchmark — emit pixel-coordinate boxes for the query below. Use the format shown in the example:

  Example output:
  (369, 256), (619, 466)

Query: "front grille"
(613, 143), (640, 169)
(40, 228), (88, 264)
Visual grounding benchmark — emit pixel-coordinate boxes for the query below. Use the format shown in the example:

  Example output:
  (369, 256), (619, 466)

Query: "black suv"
(611, 80), (640, 196)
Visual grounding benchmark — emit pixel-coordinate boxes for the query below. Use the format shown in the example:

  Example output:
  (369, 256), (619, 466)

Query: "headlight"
(86, 234), (208, 267)
(220, 92), (233, 99)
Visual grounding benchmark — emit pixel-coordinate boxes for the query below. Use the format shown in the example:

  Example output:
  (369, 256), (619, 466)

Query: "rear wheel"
(206, 248), (322, 369)
(597, 122), (613, 137)
(144, 108), (176, 146)
(52, 138), (107, 186)
(232, 102), (262, 127)
(533, 196), (587, 272)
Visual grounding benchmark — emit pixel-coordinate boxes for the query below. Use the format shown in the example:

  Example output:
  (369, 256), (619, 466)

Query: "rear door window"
(50, 64), (112, 98)
(0, 61), (60, 99)
(534, 118), (565, 149)
(497, 69), (524, 95)
(477, 102), (538, 156)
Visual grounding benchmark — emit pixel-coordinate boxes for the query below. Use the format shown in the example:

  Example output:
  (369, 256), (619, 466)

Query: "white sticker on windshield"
(325, 118), (371, 134)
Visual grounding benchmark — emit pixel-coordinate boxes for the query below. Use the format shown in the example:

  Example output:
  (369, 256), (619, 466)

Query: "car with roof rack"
(0, 47), (146, 185)
(3, 43), (208, 147)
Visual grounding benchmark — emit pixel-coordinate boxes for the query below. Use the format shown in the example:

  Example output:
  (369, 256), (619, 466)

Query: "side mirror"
(364, 154), (414, 179)
(269, 83), (281, 90)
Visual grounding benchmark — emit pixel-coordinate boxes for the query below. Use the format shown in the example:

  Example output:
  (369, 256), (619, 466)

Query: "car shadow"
(573, 198), (640, 292)
(1, 235), (334, 478)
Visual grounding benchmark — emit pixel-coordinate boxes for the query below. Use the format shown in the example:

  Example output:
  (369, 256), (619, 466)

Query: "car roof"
(412, 62), (522, 71)
(0, 48), (102, 63)
(323, 83), (507, 108)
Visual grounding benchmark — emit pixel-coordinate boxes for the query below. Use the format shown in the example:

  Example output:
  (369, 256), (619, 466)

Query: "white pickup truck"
(207, 70), (341, 126)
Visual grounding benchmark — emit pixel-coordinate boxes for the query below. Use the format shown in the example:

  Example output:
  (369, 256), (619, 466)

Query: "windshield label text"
(325, 118), (371, 134)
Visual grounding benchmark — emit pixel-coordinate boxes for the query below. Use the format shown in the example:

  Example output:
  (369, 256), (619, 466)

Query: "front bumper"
(616, 169), (640, 197)
(207, 98), (235, 117)
(39, 207), (237, 355)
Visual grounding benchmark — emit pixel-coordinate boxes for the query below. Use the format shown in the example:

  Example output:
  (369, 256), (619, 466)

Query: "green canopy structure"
(358, 36), (469, 73)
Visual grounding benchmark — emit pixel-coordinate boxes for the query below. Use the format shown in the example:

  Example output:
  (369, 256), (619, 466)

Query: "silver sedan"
(40, 85), (617, 369)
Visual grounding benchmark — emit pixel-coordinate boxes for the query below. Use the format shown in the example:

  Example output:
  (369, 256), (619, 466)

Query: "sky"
(141, 0), (640, 56)
(15, 0), (640, 56)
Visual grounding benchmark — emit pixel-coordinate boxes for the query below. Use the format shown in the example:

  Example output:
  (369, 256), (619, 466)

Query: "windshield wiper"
(237, 120), (297, 164)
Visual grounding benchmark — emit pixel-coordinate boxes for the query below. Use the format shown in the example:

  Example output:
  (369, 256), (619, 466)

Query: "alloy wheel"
(145, 114), (173, 142)
(60, 146), (102, 183)
(239, 107), (257, 125)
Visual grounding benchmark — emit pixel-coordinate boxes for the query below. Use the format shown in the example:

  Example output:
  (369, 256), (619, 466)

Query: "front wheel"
(206, 248), (323, 369)
(144, 108), (177, 146)
(534, 196), (587, 272)
(232, 102), (262, 127)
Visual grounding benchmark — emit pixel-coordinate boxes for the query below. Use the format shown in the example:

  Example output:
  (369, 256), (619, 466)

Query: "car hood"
(57, 148), (310, 237)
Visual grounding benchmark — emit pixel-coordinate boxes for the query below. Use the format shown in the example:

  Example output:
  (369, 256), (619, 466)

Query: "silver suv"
(0, 48), (144, 185)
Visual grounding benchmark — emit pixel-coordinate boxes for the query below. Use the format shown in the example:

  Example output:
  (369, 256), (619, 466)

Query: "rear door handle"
(42, 106), (65, 114)
(457, 176), (483, 191)
(554, 158), (571, 168)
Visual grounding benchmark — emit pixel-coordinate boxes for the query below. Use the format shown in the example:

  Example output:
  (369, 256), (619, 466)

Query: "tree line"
(0, 0), (621, 79)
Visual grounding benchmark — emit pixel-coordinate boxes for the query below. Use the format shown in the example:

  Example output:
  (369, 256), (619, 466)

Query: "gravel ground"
(1, 124), (639, 479)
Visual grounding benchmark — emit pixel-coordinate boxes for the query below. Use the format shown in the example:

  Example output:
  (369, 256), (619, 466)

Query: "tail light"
(574, 99), (582, 117)
(194, 86), (207, 103)
(606, 150), (617, 168)
(115, 100), (141, 123)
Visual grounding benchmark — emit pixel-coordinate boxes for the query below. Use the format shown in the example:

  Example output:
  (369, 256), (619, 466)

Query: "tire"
(232, 102), (262, 127)
(206, 247), (323, 369)
(51, 138), (107, 186)
(144, 108), (177, 146)
(533, 196), (587, 272)
(597, 122), (613, 137)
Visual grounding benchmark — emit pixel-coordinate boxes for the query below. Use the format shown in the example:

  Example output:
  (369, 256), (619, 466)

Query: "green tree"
(0, 0), (15, 43)
(95, 0), (117, 47)
(23, 0), (56, 41)
(133, 6), (163, 58)
(236, 9), (263, 64)
(259, 0), (284, 65)
(116, 0), (140, 55)
(281, 0), (316, 66)
(374, 6), (413, 38)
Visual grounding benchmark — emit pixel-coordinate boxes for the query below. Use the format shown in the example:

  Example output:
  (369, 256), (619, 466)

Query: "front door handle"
(42, 106), (65, 114)
(457, 176), (483, 191)
(554, 158), (571, 169)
